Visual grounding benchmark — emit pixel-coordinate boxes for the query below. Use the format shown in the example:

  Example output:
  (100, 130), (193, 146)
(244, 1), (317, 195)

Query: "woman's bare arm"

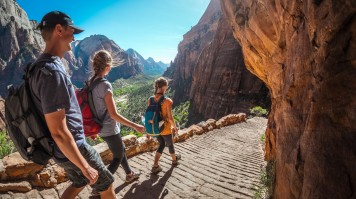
(104, 90), (145, 132)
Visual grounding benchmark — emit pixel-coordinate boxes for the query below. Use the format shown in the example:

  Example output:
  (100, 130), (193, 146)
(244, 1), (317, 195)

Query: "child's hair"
(154, 77), (168, 94)
(92, 50), (112, 76)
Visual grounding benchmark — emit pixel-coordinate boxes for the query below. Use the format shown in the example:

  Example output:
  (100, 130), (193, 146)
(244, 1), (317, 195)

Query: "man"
(31, 11), (115, 199)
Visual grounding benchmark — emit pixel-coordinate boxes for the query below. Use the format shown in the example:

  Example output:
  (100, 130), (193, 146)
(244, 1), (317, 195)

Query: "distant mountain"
(0, 0), (143, 95)
(66, 35), (143, 87)
(126, 49), (169, 76)
(157, 61), (169, 69)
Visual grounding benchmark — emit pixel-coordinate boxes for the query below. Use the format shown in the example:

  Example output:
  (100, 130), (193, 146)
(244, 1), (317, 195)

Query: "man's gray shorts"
(57, 142), (114, 192)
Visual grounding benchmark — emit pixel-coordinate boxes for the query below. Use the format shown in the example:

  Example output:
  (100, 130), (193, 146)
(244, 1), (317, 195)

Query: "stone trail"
(0, 117), (267, 199)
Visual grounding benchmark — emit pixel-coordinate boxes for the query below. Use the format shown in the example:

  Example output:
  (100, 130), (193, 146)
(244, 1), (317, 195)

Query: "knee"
(157, 143), (165, 153)
(168, 145), (175, 154)
(100, 184), (115, 198)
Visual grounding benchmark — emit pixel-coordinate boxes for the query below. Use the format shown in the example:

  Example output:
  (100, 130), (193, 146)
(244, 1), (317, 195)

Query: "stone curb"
(0, 113), (246, 193)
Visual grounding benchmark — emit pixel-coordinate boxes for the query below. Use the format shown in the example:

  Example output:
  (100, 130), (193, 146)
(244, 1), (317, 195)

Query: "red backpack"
(75, 78), (107, 139)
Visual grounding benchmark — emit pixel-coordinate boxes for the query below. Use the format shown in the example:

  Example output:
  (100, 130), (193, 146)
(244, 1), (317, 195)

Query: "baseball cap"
(37, 11), (84, 34)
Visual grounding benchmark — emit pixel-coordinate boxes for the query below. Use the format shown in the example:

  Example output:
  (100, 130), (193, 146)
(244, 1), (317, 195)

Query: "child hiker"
(145, 77), (181, 174)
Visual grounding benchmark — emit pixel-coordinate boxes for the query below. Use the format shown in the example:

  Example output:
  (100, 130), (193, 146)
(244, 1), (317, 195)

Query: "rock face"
(68, 35), (143, 87)
(164, 0), (221, 103)
(221, 0), (356, 198)
(0, 0), (44, 97)
(126, 48), (169, 76)
(164, 0), (270, 123)
(189, 11), (270, 122)
(0, 98), (5, 130)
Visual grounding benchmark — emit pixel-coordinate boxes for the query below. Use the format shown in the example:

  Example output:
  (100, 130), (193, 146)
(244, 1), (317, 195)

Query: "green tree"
(250, 106), (268, 117)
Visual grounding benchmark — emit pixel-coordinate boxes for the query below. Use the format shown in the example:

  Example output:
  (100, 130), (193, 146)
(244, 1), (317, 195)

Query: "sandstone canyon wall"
(189, 10), (270, 122)
(221, 0), (356, 198)
(164, 0), (222, 103)
(165, 0), (270, 123)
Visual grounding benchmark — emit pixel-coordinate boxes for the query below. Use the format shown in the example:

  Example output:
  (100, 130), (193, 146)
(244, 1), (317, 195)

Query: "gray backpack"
(2, 60), (54, 165)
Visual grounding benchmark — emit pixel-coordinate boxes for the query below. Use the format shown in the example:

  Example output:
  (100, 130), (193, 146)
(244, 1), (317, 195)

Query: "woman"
(147, 77), (181, 174)
(90, 50), (145, 182)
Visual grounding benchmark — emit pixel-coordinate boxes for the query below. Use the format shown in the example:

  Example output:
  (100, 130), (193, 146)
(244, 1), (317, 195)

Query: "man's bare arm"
(44, 109), (98, 185)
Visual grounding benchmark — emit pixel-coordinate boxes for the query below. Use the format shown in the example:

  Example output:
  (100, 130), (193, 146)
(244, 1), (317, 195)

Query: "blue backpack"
(144, 96), (166, 136)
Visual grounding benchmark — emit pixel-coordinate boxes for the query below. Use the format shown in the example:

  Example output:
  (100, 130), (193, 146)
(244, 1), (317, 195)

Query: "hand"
(82, 165), (99, 185)
(172, 126), (178, 136)
(134, 124), (145, 133)
(146, 133), (151, 140)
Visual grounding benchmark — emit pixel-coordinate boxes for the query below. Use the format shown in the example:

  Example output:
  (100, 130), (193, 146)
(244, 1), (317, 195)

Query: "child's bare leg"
(154, 152), (162, 167)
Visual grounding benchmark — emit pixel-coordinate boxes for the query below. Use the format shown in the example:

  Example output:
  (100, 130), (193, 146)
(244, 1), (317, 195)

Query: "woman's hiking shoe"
(151, 165), (162, 174)
(125, 171), (141, 182)
(172, 154), (181, 166)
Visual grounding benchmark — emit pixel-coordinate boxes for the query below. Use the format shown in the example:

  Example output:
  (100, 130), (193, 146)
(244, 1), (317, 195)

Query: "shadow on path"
(122, 166), (175, 199)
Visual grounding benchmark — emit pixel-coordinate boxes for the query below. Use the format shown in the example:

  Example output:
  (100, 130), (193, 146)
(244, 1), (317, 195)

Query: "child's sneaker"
(125, 171), (141, 182)
(151, 165), (162, 174)
(172, 154), (181, 166)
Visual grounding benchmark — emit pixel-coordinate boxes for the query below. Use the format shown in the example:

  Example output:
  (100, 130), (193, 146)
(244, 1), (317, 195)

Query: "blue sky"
(17, 0), (210, 63)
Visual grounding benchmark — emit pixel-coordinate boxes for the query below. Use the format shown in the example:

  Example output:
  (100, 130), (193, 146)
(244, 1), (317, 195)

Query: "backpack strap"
(88, 77), (107, 91)
(149, 96), (155, 105)
(148, 96), (165, 107)
(87, 77), (109, 125)
(156, 95), (166, 120)
(158, 95), (166, 105)
(22, 58), (56, 126)
(24, 57), (56, 79)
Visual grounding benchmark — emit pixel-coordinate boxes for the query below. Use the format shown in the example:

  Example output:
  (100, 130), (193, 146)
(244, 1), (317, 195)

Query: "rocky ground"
(0, 117), (267, 199)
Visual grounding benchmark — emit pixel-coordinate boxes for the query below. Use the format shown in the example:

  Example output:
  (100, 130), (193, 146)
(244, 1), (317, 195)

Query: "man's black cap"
(37, 11), (84, 34)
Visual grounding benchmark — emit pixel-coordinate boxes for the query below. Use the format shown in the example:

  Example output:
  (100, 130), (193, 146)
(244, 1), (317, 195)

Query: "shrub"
(255, 161), (275, 199)
(260, 133), (266, 142)
(172, 101), (190, 129)
(0, 130), (15, 159)
(250, 106), (268, 117)
(86, 136), (104, 146)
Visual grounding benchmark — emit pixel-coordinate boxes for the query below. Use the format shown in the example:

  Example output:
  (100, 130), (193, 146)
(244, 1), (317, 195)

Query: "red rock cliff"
(164, 0), (222, 103)
(165, 0), (270, 122)
(189, 14), (269, 122)
(221, 0), (356, 198)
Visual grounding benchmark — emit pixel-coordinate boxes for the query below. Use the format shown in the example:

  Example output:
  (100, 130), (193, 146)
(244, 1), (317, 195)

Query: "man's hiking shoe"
(172, 154), (181, 166)
(151, 165), (162, 174)
(91, 189), (100, 196)
(125, 171), (141, 182)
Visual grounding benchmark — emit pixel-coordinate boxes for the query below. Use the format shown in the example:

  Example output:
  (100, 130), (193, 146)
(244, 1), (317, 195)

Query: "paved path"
(0, 117), (267, 199)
